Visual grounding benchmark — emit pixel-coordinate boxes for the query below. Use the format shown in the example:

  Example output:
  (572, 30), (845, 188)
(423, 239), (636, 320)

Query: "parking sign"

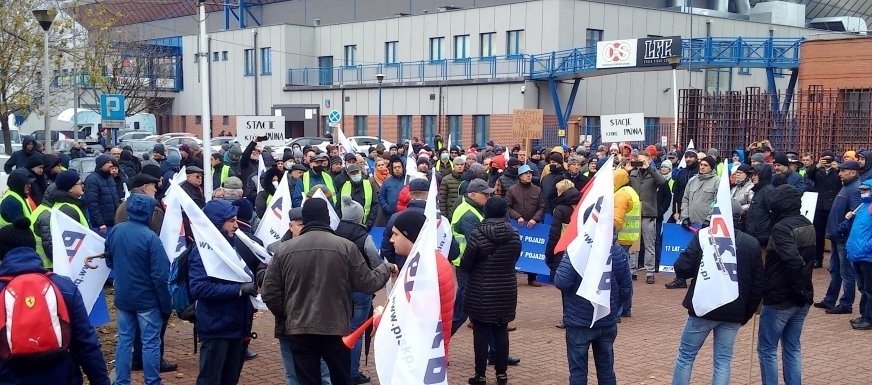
(100, 94), (126, 128)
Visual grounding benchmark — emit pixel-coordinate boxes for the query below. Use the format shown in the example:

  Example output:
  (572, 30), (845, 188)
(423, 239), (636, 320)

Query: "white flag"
(167, 184), (252, 282)
(59, 132), (68, 140)
(335, 125), (357, 156)
(310, 188), (340, 230)
(692, 160), (740, 316)
(235, 229), (272, 264)
(678, 139), (695, 169)
(425, 169), (452, 258)
(405, 140), (425, 183)
(172, 166), (187, 185)
(51, 210), (111, 315)
(256, 154), (267, 193)
(254, 170), (292, 248)
(375, 212), (447, 385)
(159, 191), (187, 263)
(565, 155), (615, 327)
(447, 133), (453, 149)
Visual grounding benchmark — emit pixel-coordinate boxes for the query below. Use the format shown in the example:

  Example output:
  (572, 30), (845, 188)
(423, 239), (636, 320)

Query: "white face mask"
(350, 174), (363, 183)
(272, 181), (279, 188)
(285, 161), (293, 169)
(441, 153), (450, 161)
(862, 191), (872, 198)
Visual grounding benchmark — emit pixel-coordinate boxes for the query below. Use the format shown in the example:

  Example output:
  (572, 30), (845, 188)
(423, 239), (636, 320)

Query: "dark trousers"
(196, 338), (245, 385)
(654, 216), (664, 272)
(813, 209), (829, 264)
(527, 272), (537, 283)
(471, 319), (509, 377)
(856, 261), (872, 321)
(566, 326), (617, 385)
(133, 313), (170, 365)
(287, 334), (351, 385)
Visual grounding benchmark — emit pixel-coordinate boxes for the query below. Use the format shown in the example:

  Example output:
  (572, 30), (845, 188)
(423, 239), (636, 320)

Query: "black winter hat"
(484, 196), (509, 219)
(141, 164), (162, 179)
(301, 197), (330, 226)
(700, 156), (717, 169)
(773, 153), (791, 166)
(0, 218), (37, 258)
(393, 210), (426, 242)
(55, 170), (81, 192)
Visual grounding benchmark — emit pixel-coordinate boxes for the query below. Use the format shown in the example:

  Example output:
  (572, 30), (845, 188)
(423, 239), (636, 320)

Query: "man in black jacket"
(805, 151), (841, 268)
(670, 203), (764, 385)
(757, 185), (816, 385)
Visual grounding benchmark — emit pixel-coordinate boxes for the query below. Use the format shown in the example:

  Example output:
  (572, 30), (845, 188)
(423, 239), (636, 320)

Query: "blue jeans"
(279, 337), (331, 385)
(822, 242), (856, 309)
(349, 292), (372, 377)
(115, 308), (163, 385)
(671, 316), (741, 385)
(758, 304), (810, 385)
(565, 326), (617, 385)
(197, 339), (245, 385)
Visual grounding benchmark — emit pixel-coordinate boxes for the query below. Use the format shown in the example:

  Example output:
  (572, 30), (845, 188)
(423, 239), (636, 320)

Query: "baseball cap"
(839, 160), (861, 171)
(467, 179), (495, 194)
(518, 164), (533, 175)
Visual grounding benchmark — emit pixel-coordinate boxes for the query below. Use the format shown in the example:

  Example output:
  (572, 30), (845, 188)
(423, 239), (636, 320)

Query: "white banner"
(375, 207), (447, 385)
(256, 155), (267, 193)
(159, 191), (187, 263)
(255, 171), (292, 248)
(335, 125), (357, 156)
(235, 229), (272, 264)
(51, 210), (111, 315)
(425, 169), (452, 259)
(596, 39), (638, 69)
(173, 166), (187, 185)
(800, 192), (818, 224)
(692, 161), (739, 316)
(600, 113), (645, 143)
(678, 139), (695, 170)
(236, 116), (286, 147)
(566, 155), (615, 327)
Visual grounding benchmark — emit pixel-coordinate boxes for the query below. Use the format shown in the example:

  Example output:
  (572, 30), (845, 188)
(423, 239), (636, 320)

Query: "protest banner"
(659, 223), (695, 272)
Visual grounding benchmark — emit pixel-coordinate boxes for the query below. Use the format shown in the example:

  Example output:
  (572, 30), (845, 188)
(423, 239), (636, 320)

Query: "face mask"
(285, 161), (293, 169)
(312, 165), (324, 174)
(862, 191), (872, 199)
(350, 174), (363, 183)
(272, 181), (279, 188)
(441, 153), (449, 161)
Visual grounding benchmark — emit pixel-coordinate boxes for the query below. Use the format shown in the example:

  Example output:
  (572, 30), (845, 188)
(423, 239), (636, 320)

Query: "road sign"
(100, 94), (126, 129)
(327, 109), (342, 124)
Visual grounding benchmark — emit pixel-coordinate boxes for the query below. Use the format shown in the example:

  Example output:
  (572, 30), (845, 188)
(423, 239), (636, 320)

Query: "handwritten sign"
(601, 112), (645, 142)
(512, 109), (544, 139)
(236, 116), (286, 147)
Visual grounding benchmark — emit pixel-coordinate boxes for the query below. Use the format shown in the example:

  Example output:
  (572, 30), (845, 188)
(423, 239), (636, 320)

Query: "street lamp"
(375, 73), (385, 142)
(33, 9), (57, 153)
(666, 55), (681, 147)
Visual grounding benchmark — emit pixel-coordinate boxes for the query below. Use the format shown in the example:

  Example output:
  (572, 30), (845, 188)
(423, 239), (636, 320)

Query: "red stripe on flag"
(553, 172), (598, 254)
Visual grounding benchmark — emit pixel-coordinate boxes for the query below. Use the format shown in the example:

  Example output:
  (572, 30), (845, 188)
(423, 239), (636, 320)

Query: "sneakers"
(488, 355), (521, 366)
(850, 316), (864, 325)
(496, 373), (508, 385)
(468, 375), (487, 385)
(646, 276), (655, 284)
(813, 301), (834, 310)
(825, 305), (852, 314)
(352, 373), (371, 384)
(244, 347), (259, 361)
(852, 320), (872, 330)
(665, 278), (687, 289)
(556, 322), (565, 329)
(132, 360), (177, 373)
(506, 324), (517, 332)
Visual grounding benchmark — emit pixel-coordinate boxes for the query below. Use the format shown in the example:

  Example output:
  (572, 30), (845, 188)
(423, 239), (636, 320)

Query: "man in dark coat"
(25, 153), (47, 204)
(805, 151), (841, 267)
(3, 137), (37, 173)
(744, 165), (775, 247)
(671, 150), (700, 222)
(83, 154), (120, 234)
(506, 164), (545, 287)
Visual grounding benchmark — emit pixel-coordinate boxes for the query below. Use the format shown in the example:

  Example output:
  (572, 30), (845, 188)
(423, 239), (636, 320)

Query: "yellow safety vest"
(302, 171), (336, 203)
(214, 165), (231, 185)
(450, 198), (483, 266)
(0, 190), (31, 227)
(341, 180), (373, 221)
(617, 186), (641, 245)
(667, 178), (675, 192)
(29, 202), (88, 268)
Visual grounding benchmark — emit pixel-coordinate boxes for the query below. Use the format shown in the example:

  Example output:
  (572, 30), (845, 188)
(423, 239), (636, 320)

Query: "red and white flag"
(255, 170), (292, 248)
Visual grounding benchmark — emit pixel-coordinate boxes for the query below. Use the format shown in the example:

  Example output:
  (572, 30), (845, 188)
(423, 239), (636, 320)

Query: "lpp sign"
(100, 94), (126, 128)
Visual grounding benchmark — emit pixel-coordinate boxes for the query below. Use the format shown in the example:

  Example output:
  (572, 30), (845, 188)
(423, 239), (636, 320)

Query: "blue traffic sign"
(327, 109), (342, 123)
(100, 94), (126, 121)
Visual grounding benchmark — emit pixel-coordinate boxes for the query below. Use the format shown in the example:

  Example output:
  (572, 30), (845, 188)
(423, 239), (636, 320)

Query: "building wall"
(798, 37), (872, 90)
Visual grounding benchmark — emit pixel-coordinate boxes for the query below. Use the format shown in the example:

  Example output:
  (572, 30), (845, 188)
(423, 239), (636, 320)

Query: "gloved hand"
(681, 218), (691, 229)
(240, 282), (259, 297)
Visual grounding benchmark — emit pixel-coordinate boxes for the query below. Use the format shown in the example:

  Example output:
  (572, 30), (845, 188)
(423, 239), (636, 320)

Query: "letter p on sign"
(100, 94), (126, 121)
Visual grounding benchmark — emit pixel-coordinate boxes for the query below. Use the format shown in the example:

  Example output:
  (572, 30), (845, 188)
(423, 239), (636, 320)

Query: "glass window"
(583, 116), (600, 143)
(244, 49), (255, 76)
(422, 115), (436, 142)
(506, 30), (523, 57)
(194, 54), (199, 63)
(473, 115), (489, 147)
(222, 116), (230, 125)
(429, 37), (445, 61)
(318, 56), (333, 85)
(385, 41), (398, 64)
(344, 45), (357, 66)
(398, 115), (412, 140)
(213, 52), (219, 61)
(355, 116), (367, 136)
(222, 51), (228, 61)
(195, 115), (202, 125)
(586, 29), (603, 49)
(261, 47), (271, 75)
(480, 32), (495, 58)
(454, 35), (470, 60)
(448, 115), (462, 146)
(705, 68), (732, 93)
(644, 117), (660, 145)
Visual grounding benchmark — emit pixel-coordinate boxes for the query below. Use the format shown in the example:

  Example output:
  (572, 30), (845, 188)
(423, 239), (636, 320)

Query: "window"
(385, 41), (398, 64)
(473, 115), (489, 147)
(222, 51), (228, 61)
(318, 56), (333, 85)
(244, 49), (255, 76)
(454, 35), (470, 60)
(705, 68), (732, 94)
(422, 115), (437, 142)
(354, 116), (367, 136)
(180, 116), (187, 131)
(194, 54), (199, 63)
(195, 115), (202, 125)
(344, 45), (357, 66)
(841, 89), (872, 134)
(506, 30), (523, 57)
(213, 52), (220, 61)
(448, 115), (462, 146)
(583, 116), (600, 142)
(222, 116), (230, 125)
(644, 117), (660, 145)
(586, 29), (604, 49)
(398, 115), (412, 140)
(738, 67), (751, 75)
(261, 47), (271, 75)
(429, 37), (445, 61)
(480, 32), (495, 58)
(738, 45), (752, 75)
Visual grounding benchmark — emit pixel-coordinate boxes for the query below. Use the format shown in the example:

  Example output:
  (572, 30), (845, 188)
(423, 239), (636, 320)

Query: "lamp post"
(33, 9), (57, 153)
(667, 54), (681, 147)
(375, 73), (385, 142)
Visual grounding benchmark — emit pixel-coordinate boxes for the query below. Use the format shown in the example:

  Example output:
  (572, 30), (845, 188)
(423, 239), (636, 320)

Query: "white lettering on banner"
(600, 113), (645, 142)
(236, 116), (286, 147)
(523, 235), (545, 245)
(643, 39), (673, 60)
(522, 251), (545, 261)
(50, 210), (111, 315)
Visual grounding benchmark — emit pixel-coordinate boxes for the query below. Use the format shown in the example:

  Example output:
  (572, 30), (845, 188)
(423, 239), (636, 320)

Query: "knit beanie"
(55, 170), (81, 192)
(341, 195), (365, 223)
(43, 154), (60, 170)
(95, 154), (113, 170)
(773, 153), (790, 166)
(659, 161), (673, 171)
(141, 164), (162, 179)
(483, 196), (509, 219)
(750, 153), (765, 163)
(0, 218), (37, 258)
(700, 156), (717, 169)
(302, 197), (330, 225)
(549, 153), (564, 164)
(392, 210), (426, 242)
(233, 198), (255, 223)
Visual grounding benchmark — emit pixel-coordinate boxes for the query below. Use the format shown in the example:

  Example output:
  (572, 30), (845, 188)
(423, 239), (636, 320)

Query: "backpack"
(0, 272), (71, 368)
(168, 247), (196, 322)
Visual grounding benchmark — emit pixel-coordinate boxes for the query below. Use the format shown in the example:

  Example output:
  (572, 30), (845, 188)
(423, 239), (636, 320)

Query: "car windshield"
(128, 140), (159, 153)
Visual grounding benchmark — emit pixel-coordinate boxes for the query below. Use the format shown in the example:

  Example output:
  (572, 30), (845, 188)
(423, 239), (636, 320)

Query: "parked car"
(348, 136), (396, 151)
(53, 139), (103, 156)
(286, 137), (331, 149)
(67, 156), (97, 180)
(117, 130), (154, 145)
(163, 136), (203, 148)
(0, 155), (9, 191)
(126, 140), (182, 162)
(210, 136), (238, 153)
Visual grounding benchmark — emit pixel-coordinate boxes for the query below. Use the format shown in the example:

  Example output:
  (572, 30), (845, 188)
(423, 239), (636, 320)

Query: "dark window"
(586, 29), (604, 49)
(473, 115), (489, 147)
(355, 116), (367, 136)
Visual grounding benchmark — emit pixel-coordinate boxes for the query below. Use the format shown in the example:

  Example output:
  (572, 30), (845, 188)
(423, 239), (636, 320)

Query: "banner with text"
(659, 223), (695, 272)
(236, 116), (286, 147)
(596, 39), (638, 69)
(601, 113), (646, 143)
(636, 36), (682, 67)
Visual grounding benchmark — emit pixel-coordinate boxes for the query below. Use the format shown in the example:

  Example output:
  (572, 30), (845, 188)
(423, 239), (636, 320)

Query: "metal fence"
(679, 87), (872, 155)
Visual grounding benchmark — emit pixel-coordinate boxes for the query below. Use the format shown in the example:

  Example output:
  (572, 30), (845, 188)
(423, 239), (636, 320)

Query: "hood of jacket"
(769, 184), (802, 220)
(261, 167), (281, 195)
(204, 199), (238, 229)
(390, 156), (406, 180)
(7, 169), (30, 195)
(751, 164), (774, 192)
(0, 247), (45, 276)
(26, 152), (44, 170)
(21, 138), (37, 153)
(478, 218), (515, 244)
(125, 193), (157, 224)
(613, 169), (630, 191)
(862, 151), (872, 173)
(555, 187), (581, 207)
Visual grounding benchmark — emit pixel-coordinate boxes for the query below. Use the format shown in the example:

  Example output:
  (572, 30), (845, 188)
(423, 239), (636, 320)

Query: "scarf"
(374, 168), (389, 186)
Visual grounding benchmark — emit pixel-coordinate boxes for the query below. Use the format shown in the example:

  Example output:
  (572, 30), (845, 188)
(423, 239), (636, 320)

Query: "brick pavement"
(131, 266), (871, 385)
